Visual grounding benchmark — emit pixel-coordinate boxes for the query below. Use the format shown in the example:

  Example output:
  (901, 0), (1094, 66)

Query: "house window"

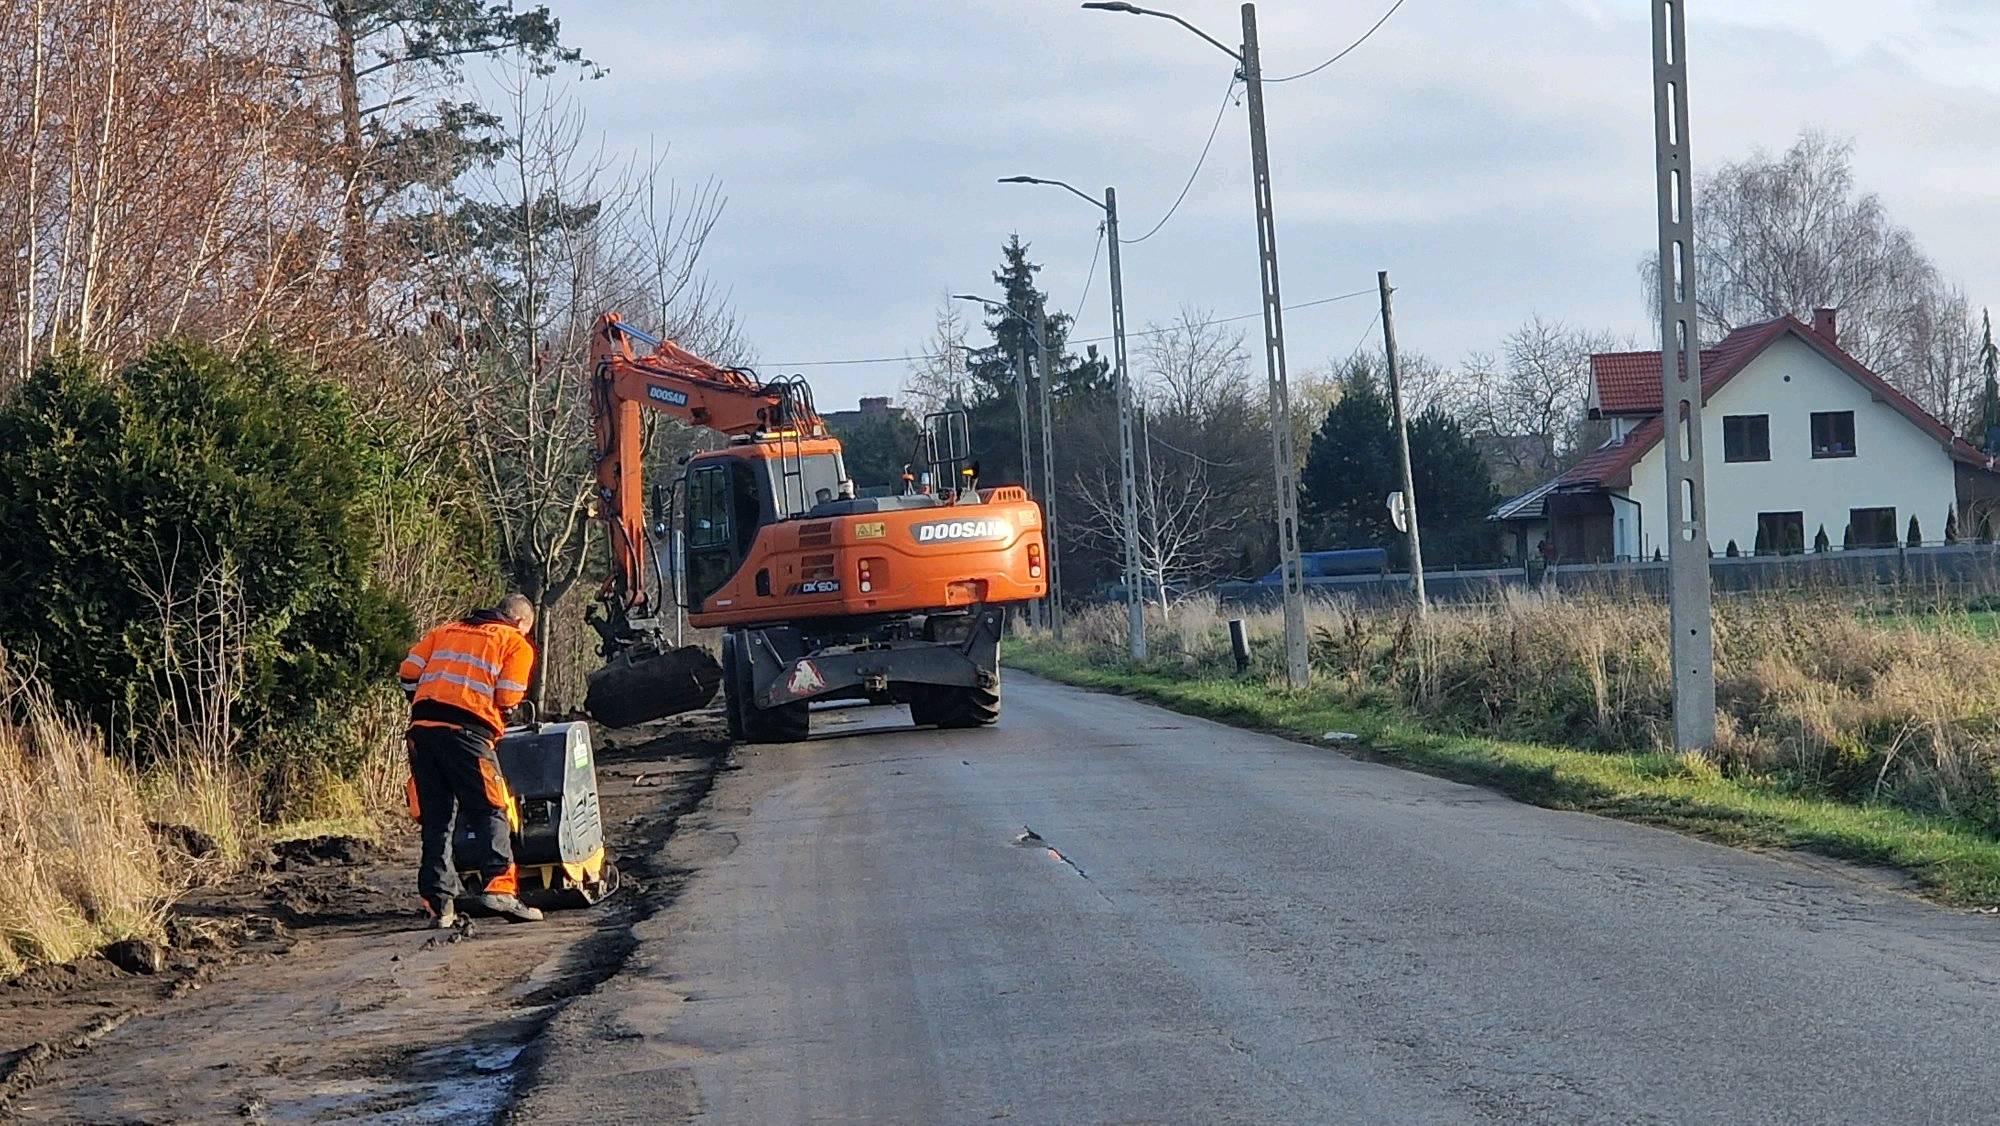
(1849, 507), (1897, 548)
(1755, 511), (1804, 555)
(1811, 411), (1856, 458)
(1723, 415), (1770, 462)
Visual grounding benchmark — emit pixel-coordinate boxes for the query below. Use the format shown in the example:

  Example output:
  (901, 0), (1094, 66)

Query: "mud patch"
(0, 714), (728, 1124)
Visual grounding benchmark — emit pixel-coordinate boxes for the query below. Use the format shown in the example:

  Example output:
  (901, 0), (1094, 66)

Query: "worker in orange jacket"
(399, 593), (543, 926)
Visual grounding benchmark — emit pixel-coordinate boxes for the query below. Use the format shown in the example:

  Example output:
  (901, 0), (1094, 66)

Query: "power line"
(1264, 0), (1409, 83)
(1071, 221), (1107, 322)
(766, 287), (1375, 369)
(1119, 74), (1240, 245)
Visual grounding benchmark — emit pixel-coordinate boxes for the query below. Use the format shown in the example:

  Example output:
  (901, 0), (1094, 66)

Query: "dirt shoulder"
(0, 712), (727, 1124)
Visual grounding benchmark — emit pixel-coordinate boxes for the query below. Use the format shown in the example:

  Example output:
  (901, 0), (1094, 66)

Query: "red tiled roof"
(1504, 314), (1979, 515)
(1590, 319), (1790, 415)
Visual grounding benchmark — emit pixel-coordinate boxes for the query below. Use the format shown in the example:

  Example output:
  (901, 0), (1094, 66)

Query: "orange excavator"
(581, 313), (1048, 742)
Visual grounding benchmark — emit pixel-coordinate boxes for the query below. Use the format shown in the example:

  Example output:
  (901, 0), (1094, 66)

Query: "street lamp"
(951, 293), (1062, 637)
(1082, 0), (1310, 688)
(1000, 174), (1146, 661)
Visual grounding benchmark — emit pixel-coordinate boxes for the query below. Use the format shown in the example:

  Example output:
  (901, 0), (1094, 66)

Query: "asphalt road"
(520, 673), (2000, 1125)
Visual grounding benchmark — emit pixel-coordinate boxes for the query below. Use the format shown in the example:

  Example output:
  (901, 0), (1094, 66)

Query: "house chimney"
(1812, 307), (1837, 344)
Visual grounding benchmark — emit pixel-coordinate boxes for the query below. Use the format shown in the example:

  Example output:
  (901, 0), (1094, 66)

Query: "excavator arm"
(589, 313), (826, 630)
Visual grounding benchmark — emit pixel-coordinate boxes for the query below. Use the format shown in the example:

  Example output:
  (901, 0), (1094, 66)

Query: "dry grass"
(0, 665), (174, 977)
(1045, 591), (2000, 831)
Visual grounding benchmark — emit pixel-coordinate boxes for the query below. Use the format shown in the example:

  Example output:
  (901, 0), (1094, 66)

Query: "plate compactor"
(451, 720), (619, 909)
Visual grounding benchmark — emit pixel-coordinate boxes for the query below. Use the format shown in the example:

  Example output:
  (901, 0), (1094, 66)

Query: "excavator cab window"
(683, 456), (780, 610)
(683, 462), (736, 608)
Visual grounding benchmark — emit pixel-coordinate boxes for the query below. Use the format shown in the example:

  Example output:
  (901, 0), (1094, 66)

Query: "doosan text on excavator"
(579, 313), (1049, 742)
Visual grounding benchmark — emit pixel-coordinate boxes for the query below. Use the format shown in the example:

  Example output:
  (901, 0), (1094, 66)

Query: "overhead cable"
(1264, 0), (1409, 83)
(766, 287), (1375, 368)
(1119, 75), (1240, 245)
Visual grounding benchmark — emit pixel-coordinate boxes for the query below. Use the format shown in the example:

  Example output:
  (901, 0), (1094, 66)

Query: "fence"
(1213, 542), (2000, 608)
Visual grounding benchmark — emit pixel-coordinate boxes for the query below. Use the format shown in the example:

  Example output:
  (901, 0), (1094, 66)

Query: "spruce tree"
(1407, 407), (1502, 565)
(1299, 360), (1397, 551)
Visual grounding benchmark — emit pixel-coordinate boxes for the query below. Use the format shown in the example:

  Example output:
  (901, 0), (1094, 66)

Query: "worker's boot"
(425, 895), (457, 930)
(477, 892), (544, 923)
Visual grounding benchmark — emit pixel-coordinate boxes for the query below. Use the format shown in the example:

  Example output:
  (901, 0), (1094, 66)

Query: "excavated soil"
(0, 712), (728, 1124)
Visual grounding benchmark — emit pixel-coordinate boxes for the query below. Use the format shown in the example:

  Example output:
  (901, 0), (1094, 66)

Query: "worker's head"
(499, 593), (536, 636)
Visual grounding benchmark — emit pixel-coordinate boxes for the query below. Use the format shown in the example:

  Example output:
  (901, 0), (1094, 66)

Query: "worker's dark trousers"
(407, 723), (516, 901)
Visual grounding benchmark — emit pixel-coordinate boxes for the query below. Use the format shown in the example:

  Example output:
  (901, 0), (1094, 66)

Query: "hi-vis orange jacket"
(399, 610), (536, 738)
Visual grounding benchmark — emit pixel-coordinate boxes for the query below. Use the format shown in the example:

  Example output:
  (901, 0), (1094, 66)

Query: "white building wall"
(1621, 332), (1957, 557)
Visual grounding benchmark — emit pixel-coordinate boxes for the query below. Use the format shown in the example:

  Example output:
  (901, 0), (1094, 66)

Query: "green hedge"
(0, 341), (411, 774)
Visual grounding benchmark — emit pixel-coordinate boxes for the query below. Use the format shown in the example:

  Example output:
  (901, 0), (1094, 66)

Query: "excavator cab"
(679, 438), (853, 613)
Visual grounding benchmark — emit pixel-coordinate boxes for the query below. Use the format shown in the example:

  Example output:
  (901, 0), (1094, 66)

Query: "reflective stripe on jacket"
(399, 614), (535, 737)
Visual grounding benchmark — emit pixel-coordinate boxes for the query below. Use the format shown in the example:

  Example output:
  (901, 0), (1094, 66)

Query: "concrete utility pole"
(1651, 0), (1716, 752)
(1238, 5), (1309, 687)
(999, 176), (1145, 659)
(1032, 299), (1064, 639)
(1083, 0), (1307, 687)
(1378, 270), (1426, 617)
(1104, 188), (1145, 659)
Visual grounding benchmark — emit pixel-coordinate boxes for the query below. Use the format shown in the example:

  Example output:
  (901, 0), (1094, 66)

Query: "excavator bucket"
(584, 644), (722, 729)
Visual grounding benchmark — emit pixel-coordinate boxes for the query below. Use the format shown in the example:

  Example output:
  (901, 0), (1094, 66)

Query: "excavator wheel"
(728, 634), (810, 744)
(720, 634), (746, 743)
(742, 699), (810, 743)
(909, 682), (1001, 729)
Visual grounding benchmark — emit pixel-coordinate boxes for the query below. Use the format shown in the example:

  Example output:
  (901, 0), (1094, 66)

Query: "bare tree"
(413, 64), (732, 706)
(1645, 129), (1980, 427)
(1142, 305), (1251, 423)
(1461, 317), (1628, 485)
(1073, 451), (1231, 622)
(901, 299), (973, 415)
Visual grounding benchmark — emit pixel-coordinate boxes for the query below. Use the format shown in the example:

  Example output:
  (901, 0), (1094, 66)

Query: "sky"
(550, 1), (2000, 409)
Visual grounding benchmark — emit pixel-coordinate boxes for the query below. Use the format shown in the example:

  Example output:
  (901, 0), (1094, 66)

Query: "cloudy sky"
(550, 1), (2000, 408)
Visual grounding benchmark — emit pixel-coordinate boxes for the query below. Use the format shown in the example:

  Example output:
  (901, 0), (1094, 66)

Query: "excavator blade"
(585, 645), (722, 729)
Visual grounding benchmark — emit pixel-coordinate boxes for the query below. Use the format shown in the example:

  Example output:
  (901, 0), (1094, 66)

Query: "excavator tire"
(742, 700), (810, 743)
(720, 635), (745, 743)
(585, 645), (722, 729)
(728, 634), (810, 744)
(909, 682), (1001, 729)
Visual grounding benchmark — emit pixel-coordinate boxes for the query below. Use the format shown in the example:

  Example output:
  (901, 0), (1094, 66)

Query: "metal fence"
(1214, 542), (2000, 608)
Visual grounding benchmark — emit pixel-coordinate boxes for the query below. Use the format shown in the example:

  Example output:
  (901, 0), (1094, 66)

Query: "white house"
(1494, 310), (2000, 561)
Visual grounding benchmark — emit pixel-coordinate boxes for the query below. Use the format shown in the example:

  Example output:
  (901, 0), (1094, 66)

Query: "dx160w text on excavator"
(579, 314), (1049, 742)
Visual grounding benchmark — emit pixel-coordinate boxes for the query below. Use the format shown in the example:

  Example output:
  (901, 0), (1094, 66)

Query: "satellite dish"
(1387, 490), (1408, 533)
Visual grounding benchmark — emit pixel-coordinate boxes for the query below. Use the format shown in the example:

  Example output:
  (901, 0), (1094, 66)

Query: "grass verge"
(1007, 641), (2000, 908)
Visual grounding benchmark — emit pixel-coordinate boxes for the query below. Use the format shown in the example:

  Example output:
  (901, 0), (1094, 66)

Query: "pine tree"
(1907, 514), (1923, 547)
(1299, 360), (1397, 551)
(1813, 524), (1830, 552)
(1407, 407), (1502, 566)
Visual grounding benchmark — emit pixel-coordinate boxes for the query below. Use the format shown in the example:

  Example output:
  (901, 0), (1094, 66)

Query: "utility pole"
(1651, 0), (1716, 752)
(1079, 1), (1303, 679)
(1033, 299), (1064, 639)
(1378, 270), (1426, 617)
(1012, 339), (1042, 631)
(1239, 4), (1309, 687)
(997, 174), (1146, 659)
(1103, 187), (1146, 660)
